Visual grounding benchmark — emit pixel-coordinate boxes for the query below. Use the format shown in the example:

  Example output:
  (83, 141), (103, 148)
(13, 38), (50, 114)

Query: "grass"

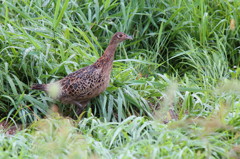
(0, 0), (240, 158)
(0, 114), (239, 158)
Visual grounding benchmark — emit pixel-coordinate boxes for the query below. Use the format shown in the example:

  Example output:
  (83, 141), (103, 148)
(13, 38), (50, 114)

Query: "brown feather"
(31, 84), (46, 91)
(32, 32), (132, 114)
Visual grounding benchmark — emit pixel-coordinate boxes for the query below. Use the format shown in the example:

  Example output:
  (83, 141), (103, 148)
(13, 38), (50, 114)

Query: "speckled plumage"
(31, 32), (132, 114)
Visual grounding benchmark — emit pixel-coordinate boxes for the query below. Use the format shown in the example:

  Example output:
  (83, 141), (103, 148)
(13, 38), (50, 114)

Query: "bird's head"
(109, 32), (133, 45)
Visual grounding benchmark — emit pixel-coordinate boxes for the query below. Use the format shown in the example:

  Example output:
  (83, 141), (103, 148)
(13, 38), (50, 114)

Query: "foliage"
(0, 0), (240, 158)
(0, 113), (239, 158)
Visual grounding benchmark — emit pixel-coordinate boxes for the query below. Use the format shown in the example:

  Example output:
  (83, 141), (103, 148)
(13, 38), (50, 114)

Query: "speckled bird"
(31, 32), (133, 114)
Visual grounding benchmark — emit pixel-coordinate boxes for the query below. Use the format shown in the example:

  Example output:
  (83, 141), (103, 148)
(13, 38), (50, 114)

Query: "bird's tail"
(31, 84), (46, 91)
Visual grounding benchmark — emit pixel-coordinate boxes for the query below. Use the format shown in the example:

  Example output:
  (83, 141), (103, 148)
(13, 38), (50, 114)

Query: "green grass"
(0, 0), (240, 158)
(0, 114), (239, 158)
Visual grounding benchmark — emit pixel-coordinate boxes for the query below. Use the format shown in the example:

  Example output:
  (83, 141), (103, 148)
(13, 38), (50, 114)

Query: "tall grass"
(0, 0), (239, 123)
(0, 113), (239, 158)
(1, 0), (240, 158)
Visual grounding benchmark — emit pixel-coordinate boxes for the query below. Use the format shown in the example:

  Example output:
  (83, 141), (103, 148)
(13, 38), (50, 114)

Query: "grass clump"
(0, 0), (240, 158)
(1, 0), (239, 123)
(0, 111), (239, 158)
(30, 117), (92, 159)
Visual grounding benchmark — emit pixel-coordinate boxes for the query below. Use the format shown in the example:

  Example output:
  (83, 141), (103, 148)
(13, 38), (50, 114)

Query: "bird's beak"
(126, 35), (133, 40)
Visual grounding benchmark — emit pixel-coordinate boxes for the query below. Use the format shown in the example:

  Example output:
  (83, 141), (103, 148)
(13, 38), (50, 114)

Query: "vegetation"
(0, 0), (239, 158)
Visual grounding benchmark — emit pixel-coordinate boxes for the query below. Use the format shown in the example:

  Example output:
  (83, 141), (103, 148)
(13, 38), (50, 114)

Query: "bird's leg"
(73, 101), (89, 115)
(75, 102), (83, 115)
(168, 109), (178, 120)
(74, 102), (83, 115)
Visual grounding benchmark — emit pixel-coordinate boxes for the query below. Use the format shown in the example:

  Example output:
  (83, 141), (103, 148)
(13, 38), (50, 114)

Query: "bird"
(31, 32), (133, 114)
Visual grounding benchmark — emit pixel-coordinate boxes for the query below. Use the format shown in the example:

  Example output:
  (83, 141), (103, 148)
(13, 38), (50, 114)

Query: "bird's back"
(57, 64), (109, 104)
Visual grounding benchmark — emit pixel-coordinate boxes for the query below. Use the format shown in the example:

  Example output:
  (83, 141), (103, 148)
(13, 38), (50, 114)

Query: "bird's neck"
(94, 43), (118, 67)
(101, 43), (118, 62)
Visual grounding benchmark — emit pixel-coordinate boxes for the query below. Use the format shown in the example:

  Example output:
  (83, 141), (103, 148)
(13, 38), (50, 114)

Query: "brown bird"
(31, 32), (133, 114)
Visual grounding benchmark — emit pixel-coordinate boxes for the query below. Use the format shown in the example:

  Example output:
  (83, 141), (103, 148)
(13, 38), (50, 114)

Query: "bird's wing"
(59, 65), (104, 99)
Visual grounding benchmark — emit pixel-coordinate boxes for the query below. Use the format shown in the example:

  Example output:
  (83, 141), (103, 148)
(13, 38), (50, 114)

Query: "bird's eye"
(117, 34), (123, 38)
